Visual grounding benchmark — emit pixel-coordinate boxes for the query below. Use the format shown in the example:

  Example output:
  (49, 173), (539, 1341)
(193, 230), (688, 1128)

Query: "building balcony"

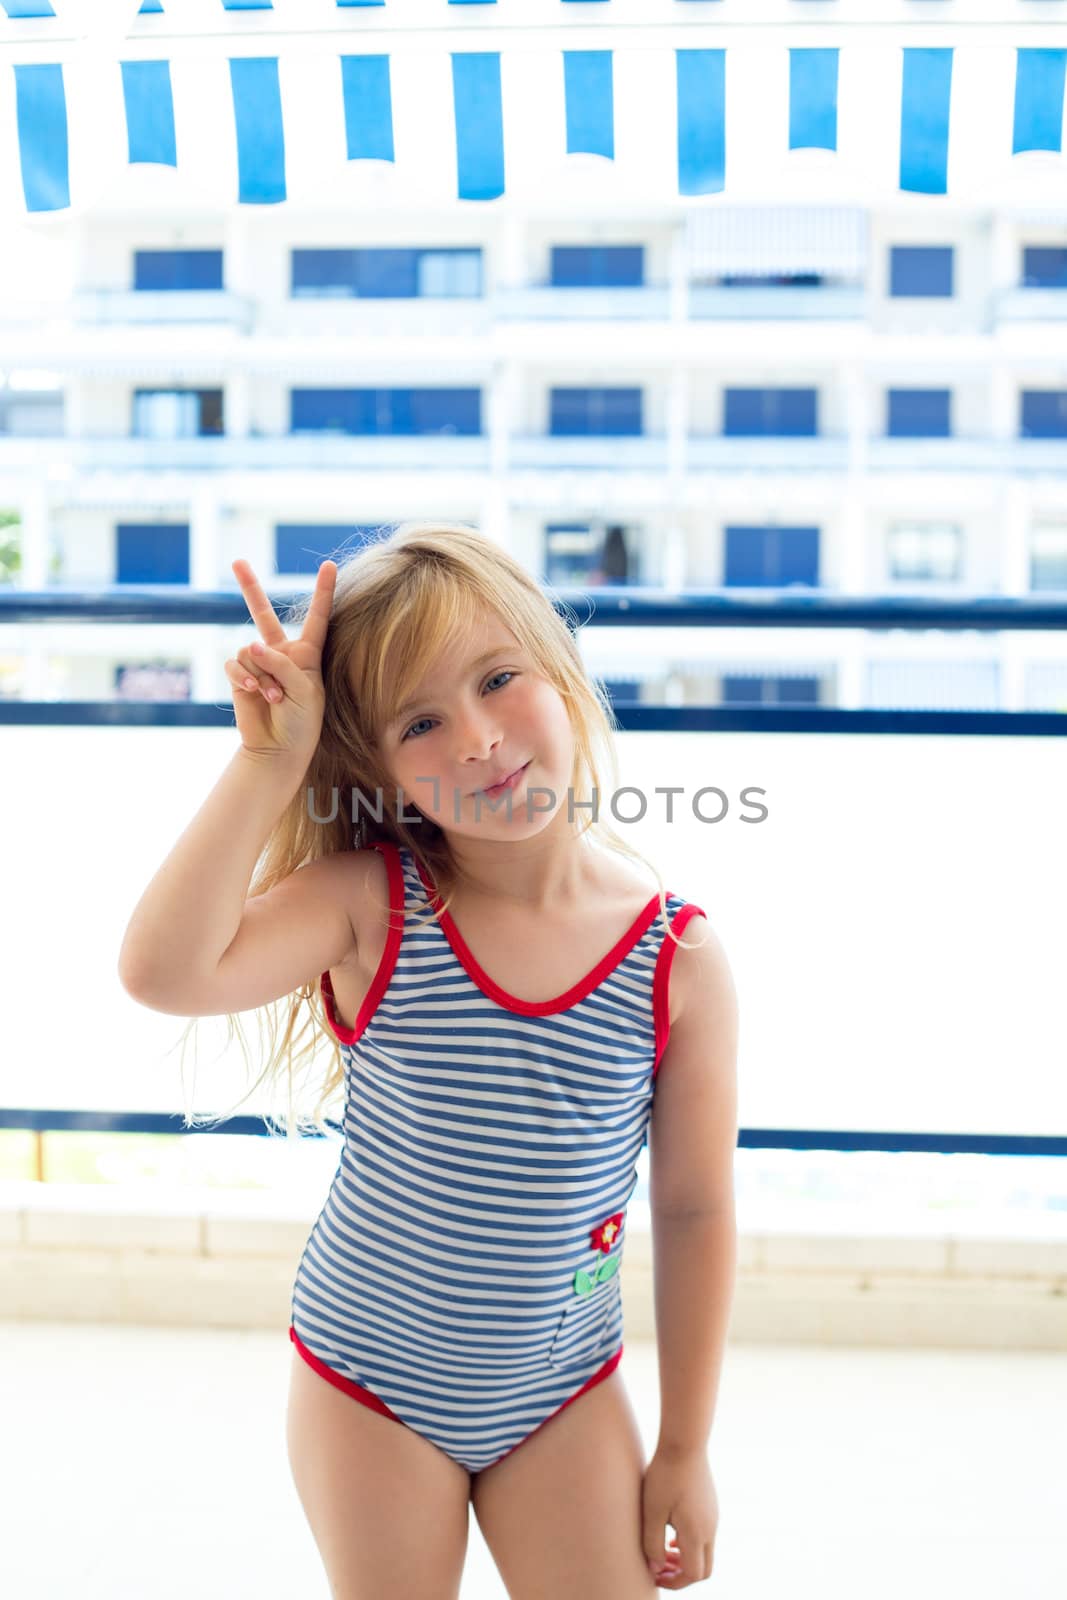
(867, 437), (1067, 475)
(0, 433), (493, 473)
(995, 288), (1067, 322)
(508, 434), (669, 471)
(70, 289), (257, 330)
(1, 431), (1064, 481)
(492, 285), (672, 320)
(688, 285), (867, 320)
(687, 436), (850, 472)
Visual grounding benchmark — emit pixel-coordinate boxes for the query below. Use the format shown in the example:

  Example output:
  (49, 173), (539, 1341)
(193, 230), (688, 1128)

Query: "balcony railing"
(7, 432), (1063, 477)
(1, 586), (1064, 1175)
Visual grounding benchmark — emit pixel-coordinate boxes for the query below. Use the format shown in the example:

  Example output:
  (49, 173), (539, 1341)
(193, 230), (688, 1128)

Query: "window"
(887, 522), (962, 581)
(0, 388), (64, 437)
(724, 525), (820, 587)
(721, 676), (820, 706)
(544, 523), (599, 584)
(1030, 525), (1067, 590)
(289, 389), (481, 435)
(132, 390), (223, 437)
(1021, 247), (1067, 289)
(887, 389), (951, 438)
(600, 678), (643, 706)
(290, 248), (482, 298)
(133, 250), (224, 291)
(275, 526), (382, 574)
(543, 522), (635, 584)
(116, 524), (190, 585)
(549, 247), (645, 288)
(723, 389), (818, 436)
(1021, 390), (1067, 438)
(549, 388), (643, 435)
(888, 246), (954, 298)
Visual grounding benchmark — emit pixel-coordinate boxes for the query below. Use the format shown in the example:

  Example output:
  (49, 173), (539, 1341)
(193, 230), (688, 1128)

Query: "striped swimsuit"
(289, 838), (706, 1474)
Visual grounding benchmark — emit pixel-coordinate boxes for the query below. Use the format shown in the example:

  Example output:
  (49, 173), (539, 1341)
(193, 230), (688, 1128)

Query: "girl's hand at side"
(224, 557), (337, 766)
(641, 1445), (719, 1589)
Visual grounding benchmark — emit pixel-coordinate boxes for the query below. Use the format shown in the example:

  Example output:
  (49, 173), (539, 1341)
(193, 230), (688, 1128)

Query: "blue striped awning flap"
(2, 41), (1066, 216)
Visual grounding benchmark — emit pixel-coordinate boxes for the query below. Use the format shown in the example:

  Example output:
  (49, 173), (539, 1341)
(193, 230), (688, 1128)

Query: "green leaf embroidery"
(573, 1268), (595, 1296)
(596, 1252), (620, 1283)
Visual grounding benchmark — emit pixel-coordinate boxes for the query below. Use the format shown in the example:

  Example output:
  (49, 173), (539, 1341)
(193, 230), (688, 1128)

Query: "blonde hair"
(173, 519), (706, 1140)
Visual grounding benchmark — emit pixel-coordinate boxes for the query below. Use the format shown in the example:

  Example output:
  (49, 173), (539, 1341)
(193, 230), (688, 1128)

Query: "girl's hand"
(641, 1445), (719, 1589)
(224, 557), (337, 765)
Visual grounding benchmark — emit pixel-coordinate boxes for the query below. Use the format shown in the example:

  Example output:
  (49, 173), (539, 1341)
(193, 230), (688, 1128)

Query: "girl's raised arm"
(116, 558), (355, 1015)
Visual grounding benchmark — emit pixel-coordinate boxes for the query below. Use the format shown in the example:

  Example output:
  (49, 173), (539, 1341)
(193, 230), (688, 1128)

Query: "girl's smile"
(475, 759), (532, 799)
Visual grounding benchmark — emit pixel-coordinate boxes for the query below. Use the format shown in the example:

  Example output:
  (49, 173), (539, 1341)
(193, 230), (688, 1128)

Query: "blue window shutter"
(1020, 391), (1067, 438)
(117, 525), (190, 585)
(887, 389), (952, 437)
(889, 246), (954, 297)
(134, 251), (223, 291)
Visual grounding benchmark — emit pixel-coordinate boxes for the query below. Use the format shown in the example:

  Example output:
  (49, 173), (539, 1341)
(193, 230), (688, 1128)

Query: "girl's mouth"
(480, 760), (531, 799)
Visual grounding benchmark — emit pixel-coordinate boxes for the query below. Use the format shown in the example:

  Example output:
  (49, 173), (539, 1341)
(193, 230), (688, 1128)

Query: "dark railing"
(3, 585), (1065, 1169)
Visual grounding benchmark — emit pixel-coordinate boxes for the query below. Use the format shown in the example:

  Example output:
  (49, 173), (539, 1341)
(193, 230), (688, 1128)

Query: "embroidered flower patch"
(571, 1211), (625, 1296)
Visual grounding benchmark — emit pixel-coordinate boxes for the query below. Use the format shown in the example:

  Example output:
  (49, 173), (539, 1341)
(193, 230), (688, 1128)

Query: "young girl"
(118, 521), (739, 1599)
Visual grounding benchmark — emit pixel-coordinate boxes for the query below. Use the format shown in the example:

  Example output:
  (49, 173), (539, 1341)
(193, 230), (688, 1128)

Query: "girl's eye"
(400, 671), (516, 742)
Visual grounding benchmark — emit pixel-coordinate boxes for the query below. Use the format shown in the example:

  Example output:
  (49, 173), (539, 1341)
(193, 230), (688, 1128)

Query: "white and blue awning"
(1, 2), (1066, 217)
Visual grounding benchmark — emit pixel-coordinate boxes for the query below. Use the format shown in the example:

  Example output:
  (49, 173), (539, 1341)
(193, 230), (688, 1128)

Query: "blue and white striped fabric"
(289, 837), (705, 1474)
(1, 2), (1065, 217)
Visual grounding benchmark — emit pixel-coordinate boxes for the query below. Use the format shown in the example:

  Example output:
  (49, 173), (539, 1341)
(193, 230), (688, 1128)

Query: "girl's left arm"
(642, 919), (740, 1588)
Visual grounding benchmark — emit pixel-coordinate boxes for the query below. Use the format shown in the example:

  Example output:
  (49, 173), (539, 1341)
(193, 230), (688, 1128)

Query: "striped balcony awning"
(1, 3), (1066, 217)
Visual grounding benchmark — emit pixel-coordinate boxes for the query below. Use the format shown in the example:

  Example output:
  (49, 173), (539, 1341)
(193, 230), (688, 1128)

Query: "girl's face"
(379, 611), (576, 839)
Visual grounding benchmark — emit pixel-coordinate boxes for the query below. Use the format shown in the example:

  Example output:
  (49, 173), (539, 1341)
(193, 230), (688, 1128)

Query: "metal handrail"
(2, 584), (1063, 1172)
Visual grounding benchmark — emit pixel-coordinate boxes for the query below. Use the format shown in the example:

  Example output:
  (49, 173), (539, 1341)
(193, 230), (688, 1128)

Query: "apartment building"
(1, 200), (1065, 708)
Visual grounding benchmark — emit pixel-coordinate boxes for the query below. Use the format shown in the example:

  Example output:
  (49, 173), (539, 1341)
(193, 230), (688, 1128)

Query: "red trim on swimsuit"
(320, 839), (405, 1045)
(289, 1325), (407, 1424)
(652, 903), (708, 1079)
(289, 1324), (623, 1467)
(415, 854), (673, 1017)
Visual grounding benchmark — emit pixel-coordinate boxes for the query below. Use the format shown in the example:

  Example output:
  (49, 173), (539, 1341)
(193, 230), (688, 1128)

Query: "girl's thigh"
(470, 1368), (659, 1600)
(285, 1350), (472, 1600)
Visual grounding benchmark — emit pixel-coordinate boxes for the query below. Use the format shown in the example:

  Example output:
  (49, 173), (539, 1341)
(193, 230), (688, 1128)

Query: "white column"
(989, 368), (1016, 443)
(1000, 480), (1030, 596)
(661, 524), (686, 589)
(495, 209), (527, 293)
(480, 478), (511, 552)
(839, 363), (869, 595)
(226, 372), (252, 438)
(17, 479), (50, 588)
(997, 642), (1028, 712)
(224, 212), (256, 300)
(837, 650), (867, 711)
(990, 213), (1018, 296)
(842, 360), (869, 480)
(668, 220), (689, 323)
(666, 367), (688, 486)
(189, 484), (220, 590)
(487, 358), (514, 479)
(190, 634), (221, 706)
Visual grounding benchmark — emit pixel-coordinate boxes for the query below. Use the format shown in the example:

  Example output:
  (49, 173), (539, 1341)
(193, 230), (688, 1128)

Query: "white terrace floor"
(1, 1322), (1064, 1600)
